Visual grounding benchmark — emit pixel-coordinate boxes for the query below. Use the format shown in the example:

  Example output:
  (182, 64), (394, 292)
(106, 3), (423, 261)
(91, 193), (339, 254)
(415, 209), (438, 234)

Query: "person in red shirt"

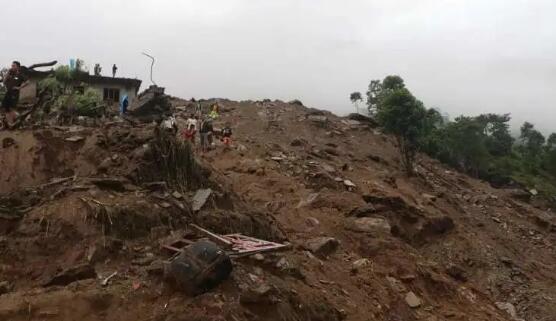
(182, 123), (196, 145)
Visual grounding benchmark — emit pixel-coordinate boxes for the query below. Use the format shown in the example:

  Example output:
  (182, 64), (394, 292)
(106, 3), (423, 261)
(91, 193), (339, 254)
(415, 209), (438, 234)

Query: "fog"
(2, 0), (555, 133)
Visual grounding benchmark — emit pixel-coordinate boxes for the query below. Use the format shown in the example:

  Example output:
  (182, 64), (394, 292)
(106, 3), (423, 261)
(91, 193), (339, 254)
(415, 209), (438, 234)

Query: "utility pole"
(141, 52), (157, 86)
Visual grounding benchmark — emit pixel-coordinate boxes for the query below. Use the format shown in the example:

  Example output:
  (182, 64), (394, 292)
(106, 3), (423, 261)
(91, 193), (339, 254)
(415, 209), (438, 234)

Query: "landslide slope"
(0, 98), (554, 321)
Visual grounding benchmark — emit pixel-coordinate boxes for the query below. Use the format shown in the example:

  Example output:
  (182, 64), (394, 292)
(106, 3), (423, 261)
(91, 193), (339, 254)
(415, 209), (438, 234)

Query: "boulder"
(348, 204), (377, 217)
(351, 258), (371, 273)
(345, 217), (391, 234)
(304, 237), (340, 257)
(0, 281), (12, 295)
(43, 263), (97, 287)
(90, 177), (127, 192)
(495, 302), (517, 319)
(192, 189), (212, 212)
(240, 283), (276, 304)
(405, 291), (422, 308)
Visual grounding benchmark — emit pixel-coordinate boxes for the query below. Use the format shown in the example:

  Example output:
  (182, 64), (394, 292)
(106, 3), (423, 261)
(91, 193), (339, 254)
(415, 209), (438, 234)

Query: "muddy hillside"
(1, 98), (555, 321)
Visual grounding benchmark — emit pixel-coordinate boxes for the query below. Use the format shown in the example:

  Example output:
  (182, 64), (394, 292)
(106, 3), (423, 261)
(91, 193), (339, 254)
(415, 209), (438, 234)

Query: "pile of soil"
(0, 98), (555, 321)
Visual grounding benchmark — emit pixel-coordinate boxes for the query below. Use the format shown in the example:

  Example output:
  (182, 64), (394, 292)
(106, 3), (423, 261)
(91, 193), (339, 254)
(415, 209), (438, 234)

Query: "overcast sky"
(2, 0), (555, 133)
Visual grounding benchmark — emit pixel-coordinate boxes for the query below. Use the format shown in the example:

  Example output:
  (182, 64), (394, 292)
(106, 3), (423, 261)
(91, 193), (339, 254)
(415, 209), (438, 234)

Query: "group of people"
(179, 102), (233, 152)
(1, 61), (29, 127)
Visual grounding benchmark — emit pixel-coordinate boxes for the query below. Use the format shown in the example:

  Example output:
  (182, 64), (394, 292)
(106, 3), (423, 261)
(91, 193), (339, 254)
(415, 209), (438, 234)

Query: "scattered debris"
(345, 217), (391, 234)
(65, 136), (85, 142)
(304, 237), (340, 257)
(192, 189), (212, 212)
(405, 291), (422, 308)
(165, 240), (232, 295)
(101, 271), (118, 286)
(43, 263), (97, 287)
(0, 281), (12, 295)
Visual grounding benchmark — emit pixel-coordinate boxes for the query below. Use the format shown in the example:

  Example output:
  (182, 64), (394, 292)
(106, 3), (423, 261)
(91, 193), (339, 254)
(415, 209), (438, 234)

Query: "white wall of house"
(88, 83), (138, 105)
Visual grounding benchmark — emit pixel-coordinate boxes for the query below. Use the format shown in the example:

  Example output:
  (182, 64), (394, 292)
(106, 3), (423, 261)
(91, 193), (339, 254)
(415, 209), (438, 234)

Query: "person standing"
(2, 61), (28, 126)
(221, 123), (233, 148)
(199, 117), (213, 152)
(120, 95), (129, 115)
(112, 64), (118, 77)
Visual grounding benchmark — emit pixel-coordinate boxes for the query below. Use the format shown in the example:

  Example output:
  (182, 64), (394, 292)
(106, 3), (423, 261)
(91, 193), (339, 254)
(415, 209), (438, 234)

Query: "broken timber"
(163, 224), (289, 258)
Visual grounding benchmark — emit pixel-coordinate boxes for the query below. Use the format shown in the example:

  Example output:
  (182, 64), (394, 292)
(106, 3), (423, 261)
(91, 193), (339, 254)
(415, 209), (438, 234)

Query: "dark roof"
(75, 74), (142, 92)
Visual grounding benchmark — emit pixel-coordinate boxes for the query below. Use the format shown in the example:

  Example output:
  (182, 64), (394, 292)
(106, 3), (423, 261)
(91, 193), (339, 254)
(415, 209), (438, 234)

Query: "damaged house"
(20, 70), (142, 105)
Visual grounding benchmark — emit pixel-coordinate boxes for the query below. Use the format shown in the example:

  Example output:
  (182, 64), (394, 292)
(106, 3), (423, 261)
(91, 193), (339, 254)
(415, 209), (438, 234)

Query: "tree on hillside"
(476, 113), (514, 157)
(382, 75), (405, 91)
(544, 133), (556, 176)
(376, 87), (426, 176)
(350, 92), (363, 113)
(366, 79), (382, 114)
(519, 122), (545, 162)
(441, 116), (490, 177)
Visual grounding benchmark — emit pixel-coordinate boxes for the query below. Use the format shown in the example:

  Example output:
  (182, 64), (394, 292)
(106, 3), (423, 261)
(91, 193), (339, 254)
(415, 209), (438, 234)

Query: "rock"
(192, 188), (212, 212)
(405, 291), (422, 308)
(159, 202), (172, 209)
(90, 177), (127, 192)
(305, 217), (320, 228)
(43, 263), (97, 287)
(0, 281), (12, 295)
(386, 276), (406, 293)
(529, 189), (538, 196)
(146, 260), (165, 276)
(304, 237), (340, 257)
(446, 264), (468, 282)
(290, 138), (307, 147)
(2, 137), (16, 148)
(172, 191), (183, 199)
(348, 204), (377, 217)
(297, 193), (320, 208)
(422, 193), (437, 202)
(495, 302), (517, 319)
(275, 257), (289, 270)
(345, 217), (391, 234)
(351, 258), (371, 272)
(307, 115), (328, 126)
(322, 164), (336, 173)
(65, 135), (85, 142)
(288, 99), (303, 106)
(97, 157), (112, 172)
(346, 113), (378, 127)
(252, 254), (265, 261)
(240, 283), (275, 304)
(343, 180), (356, 188)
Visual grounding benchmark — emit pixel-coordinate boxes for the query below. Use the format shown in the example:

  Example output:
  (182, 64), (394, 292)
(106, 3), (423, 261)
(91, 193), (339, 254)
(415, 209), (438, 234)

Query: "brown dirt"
(0, 99), (555, 321)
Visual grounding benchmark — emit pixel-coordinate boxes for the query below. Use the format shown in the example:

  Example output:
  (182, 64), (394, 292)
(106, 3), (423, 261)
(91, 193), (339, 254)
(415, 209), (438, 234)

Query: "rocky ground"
(0, 98), (555, 321)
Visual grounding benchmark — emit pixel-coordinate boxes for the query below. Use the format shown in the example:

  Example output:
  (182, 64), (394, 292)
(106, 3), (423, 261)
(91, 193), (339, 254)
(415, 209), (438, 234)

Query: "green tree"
(519, 122), (545, 164)
(441, 116), (490, 177)
(544, 133), (556, 176)
(350, 92), (363, 113)
(376, 87), (426, 175)
(476, 113), (514, 157)
(366, 79), (382, 113)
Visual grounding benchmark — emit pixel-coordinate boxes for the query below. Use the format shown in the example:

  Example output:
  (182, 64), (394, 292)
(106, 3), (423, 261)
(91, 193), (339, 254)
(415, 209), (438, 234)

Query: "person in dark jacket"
(2, 61), (29, 126)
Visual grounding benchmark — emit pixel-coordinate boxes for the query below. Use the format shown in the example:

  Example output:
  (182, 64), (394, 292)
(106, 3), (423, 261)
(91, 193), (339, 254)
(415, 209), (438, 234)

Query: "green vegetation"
(38, 62), (102, 117)
(353, 75), (556, 200)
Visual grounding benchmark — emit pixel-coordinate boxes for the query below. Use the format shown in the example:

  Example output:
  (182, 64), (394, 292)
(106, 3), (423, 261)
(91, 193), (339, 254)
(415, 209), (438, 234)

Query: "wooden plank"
(190, 224), (233, 249)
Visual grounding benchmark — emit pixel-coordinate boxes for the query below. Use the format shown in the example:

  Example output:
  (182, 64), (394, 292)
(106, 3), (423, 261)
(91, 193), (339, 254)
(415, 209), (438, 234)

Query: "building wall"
(16, 78), (139, 106)
(88, 83), (138, 105)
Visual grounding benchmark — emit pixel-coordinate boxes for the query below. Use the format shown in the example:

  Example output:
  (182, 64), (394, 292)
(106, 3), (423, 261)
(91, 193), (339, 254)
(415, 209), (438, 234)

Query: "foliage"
(376, 87), (427, 175)
(349, 92), (362, 103)
(38, 63), (102, 117)
(355, 74), (556, 201)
